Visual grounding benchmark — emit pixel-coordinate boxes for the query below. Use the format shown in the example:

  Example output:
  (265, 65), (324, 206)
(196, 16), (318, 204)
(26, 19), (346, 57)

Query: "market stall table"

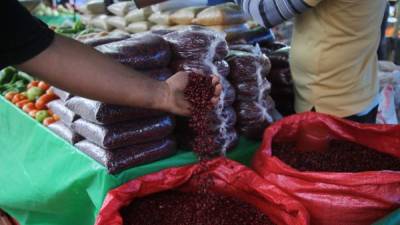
(0, 96), (260, 225)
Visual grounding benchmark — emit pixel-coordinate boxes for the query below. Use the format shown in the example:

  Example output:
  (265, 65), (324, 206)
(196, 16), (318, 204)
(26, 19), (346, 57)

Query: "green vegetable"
(35, 110), (50, 123)
(27, 87), (44, 101)
(17, 72), (34, 83)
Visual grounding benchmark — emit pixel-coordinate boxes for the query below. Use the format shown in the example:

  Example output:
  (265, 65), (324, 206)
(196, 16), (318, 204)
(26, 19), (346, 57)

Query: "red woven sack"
(95, 158), (309, 225)
(253, 112), (400, 225)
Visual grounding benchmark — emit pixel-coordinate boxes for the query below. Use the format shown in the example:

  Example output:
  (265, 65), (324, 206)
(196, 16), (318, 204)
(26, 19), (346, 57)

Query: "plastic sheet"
(72, 116), (175, 149)
(66, 96), (164, 125)
(95, 158), (309, 225)
(209, 23), (250, 40)
(170, 6), (205, 25)
(47, 100), (78, 126)
(48, 121), (83, 144)
(163, 26), (229, 60)
(193, 3), (247, 26)
(227, 50), (278, 139)
(253, 112), (400, 225)
(96, 33), (171, 69)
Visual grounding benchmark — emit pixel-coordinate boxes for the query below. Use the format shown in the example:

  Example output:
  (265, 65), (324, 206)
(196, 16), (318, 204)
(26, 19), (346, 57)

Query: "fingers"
(211, 75), (220, 86)
(214, 83), (222, 97)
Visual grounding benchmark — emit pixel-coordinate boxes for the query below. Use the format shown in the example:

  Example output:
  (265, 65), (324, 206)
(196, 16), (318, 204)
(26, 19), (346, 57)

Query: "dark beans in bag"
(48, 121), (83, 144)
(170, 60), (230, 78)
(75, 137), (177, 174)
(72, 116), (175, 149)
(95, 33), (172, 70)
(66, 97), (164, 125)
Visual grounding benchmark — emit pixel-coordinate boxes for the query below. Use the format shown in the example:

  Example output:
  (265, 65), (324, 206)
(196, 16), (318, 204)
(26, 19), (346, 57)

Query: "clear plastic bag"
(163, 26), (228, 60)
(125, 21), (153, 33)
(48, 121), (83, 144)
(228, 50), (280, 139)
(72, 116), (175, 149)
(66, 96), (165, 125)
(90, 15), (114, 31)
(95, 33), (171, 69)
(170, 59), (230, 77)
(106, 16), (128, 30)
(125, 7), (153, 23)
(51, 87), (73, 102)
(193, 3), (247, 26)
(148, 11), (174, 26)
(107, 2), (135, 17)
(47, 100), (79, 127)
(75, 137), (177, 174)
(170, 6), (205, 25)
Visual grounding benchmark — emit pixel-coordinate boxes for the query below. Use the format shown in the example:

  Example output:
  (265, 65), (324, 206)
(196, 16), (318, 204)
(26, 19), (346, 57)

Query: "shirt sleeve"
(234, 0), (323, 28)
(0, 0), (55, 70)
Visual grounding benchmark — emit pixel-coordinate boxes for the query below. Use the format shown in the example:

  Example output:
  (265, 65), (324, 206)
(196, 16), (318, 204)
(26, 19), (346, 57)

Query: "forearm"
(233, 0), (312, 28)
(17, 34), (167, 110)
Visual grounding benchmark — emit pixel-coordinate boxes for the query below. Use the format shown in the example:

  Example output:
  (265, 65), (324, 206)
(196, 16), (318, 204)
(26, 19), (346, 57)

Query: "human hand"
(160, 71), (222, 116)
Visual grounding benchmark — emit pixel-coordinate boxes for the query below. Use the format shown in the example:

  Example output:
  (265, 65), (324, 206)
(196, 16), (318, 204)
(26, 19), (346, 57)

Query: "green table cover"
(0, 96), (260, 225)
(0, 96), (398, 225)
(36, 15), (78, 27)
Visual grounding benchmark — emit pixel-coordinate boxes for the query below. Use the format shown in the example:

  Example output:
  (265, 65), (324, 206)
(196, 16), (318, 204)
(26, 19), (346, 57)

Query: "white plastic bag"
(148, 11), (174, 25)
(86, 0), (105, 14)
(125, 7), (153, 23)
(107, 2), (135, 17)
(90, 15), (114, 31)
(151, 0), (207, 12)
(125, 22), (153, 33)
(170, 6), (206, 25)
(106, 16), (128, 29)
(377, 70), (400, 124)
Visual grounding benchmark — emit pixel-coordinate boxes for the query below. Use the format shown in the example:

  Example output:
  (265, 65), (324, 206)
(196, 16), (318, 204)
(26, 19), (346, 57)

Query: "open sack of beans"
(252, 112), (400, 225)
(95, 158), (309, 225)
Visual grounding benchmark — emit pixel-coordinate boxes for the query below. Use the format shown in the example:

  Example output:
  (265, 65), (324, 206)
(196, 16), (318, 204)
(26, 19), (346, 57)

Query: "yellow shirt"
(290, 0), (387, 117)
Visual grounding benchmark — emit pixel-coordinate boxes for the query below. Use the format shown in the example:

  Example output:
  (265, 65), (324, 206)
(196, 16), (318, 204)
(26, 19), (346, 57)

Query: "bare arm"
(17, 34), (221, 116)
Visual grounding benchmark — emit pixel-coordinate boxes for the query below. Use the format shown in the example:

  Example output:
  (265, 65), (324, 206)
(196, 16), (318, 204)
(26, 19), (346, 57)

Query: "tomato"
(52, 114), (61, 121)
(22, 102), (36, 113)
(35, 93), (58, 110)
(16, 99), (31, 108)
(11, 94), (27, 104)
(5, 91), (18, 101)
(43, 117), (57, 126)
(29, 109), (38, 118)
(27, 81), (39, 89)
(38, 81), (50, 91)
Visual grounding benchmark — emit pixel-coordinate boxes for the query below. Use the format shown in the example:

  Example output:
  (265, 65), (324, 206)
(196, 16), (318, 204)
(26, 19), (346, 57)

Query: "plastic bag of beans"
(72, 116), (175, 149)
(95, 158), (309, 225)
(170, 59), (230, 78)
(253, 112), (400, 225)
(82, 34), (130, 47)
(227, 50), (280, 139)
(47, 100), (78, 126)
(193, 3), (247, 26)
(48, 121), (83, 144)
(95, 33), (171, 70)
(65, 97), (164, 125)
(166, 27), (237, 154)
(75, 137), (176, 174)
(163, 26), (229, 61)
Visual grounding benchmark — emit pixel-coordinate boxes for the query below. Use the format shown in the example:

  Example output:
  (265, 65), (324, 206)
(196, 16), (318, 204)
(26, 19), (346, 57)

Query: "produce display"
(165, 26), (239, 154)
(1, 68), (60, 127)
